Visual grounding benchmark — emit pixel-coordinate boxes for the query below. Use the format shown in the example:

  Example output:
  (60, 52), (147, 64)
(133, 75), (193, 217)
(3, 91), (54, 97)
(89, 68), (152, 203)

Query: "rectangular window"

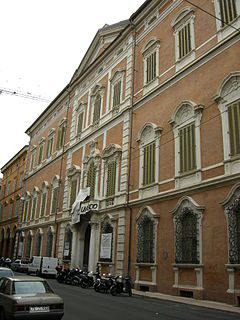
(23, 200), (29, 221)
(228, 101), (240, 157)
(93, 95), (101, 124)
(77, 112), (84, 135)
(3, 205), (7, 220)
(57, 125), (65, 150)
(178, 23), (191, 59)
(46, 137), (53, 158)
(40, 192), (47, 217)
(106, 161), (116, 197)
(87, 163), (96, 200)
(51, 187), (59, 214)
(30, 153), (35, 171)
(31, 197), (37, 220)
(12, 177), (17, 192)
(146, 51), (156, 84)
(70, 179), (77, 208)
(38, 144), (44, 165)
(220, 0), (237, 27)
(19, 173), (23, 188)
(9, 202), (13, 219)
(113, 81), (121, 108)
(179, 124), (196, 174)
(143, 142), (155, 186)
(15, 198), (20, 216)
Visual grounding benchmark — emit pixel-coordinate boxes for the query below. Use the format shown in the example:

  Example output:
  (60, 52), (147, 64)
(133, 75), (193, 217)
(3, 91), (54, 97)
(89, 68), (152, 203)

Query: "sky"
(0, 0), (145, 176)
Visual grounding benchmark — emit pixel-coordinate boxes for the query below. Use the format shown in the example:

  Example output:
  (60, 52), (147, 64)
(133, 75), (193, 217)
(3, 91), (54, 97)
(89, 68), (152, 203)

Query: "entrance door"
(83, 224), (91, 271)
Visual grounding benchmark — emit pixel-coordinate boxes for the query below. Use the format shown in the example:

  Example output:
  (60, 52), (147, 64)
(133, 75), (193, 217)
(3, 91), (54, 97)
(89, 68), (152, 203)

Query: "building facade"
(0, 146), (27, 259)
(14, 0), (240, 305)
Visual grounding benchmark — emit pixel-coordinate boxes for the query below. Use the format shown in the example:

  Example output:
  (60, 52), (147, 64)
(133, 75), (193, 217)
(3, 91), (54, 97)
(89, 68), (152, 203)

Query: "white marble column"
(88, 219), (99, 272)
(71, 227), (78, 267)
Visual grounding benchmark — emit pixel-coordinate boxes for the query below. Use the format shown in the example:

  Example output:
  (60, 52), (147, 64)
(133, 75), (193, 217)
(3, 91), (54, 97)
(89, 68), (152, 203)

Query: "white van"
(27, 256), (58, 277)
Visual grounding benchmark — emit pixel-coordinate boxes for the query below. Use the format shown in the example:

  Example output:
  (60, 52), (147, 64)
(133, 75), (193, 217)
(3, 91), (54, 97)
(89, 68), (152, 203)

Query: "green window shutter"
(87, 162), (96, 200)
(106, 161), (116, 197)
(220, 0), (237, 26)
(31, 197), (37, 220)
(70, 179), (77, 208)
(178, 23), (191, 59)
(143, 142), (155, 186)
(93, 95), (101, 123)
(179, 124), (196, 173)
(113, 81), (121, 108)
(228, 101), (240, 157)
(51, 187), (59, 214)
(146, 52), (157, 84)
(38, 145), (43, 165)
(77, 113), (83, 134)
(41, 192), (47, 217)
(56, 128), (61, 150)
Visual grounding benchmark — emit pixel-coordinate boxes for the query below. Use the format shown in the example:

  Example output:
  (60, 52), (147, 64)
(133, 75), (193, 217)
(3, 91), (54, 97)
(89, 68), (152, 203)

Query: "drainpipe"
(53, 85), (71, 258)
(127, 20), (137, 276)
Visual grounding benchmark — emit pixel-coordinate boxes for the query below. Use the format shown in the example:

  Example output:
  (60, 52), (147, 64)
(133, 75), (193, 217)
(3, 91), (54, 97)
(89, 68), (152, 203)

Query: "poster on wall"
(100, 233), (112, 259)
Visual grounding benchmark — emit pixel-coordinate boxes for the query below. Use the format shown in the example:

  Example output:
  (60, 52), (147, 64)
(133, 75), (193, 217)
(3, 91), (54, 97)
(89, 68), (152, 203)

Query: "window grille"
(175, 207), (199, 264)
(137, 215), (154, 263)
(146, 51), (156, 84)
(219, 0), (237, 27)
(179, 123), (196, 174)
(226, 196), (240, 263)
(106, 161), (116, 197)
(87, 162), (96, 200)
(228, 101), (240, 157)
(178, 23), (191, 59)
(143, 142), (155, 186)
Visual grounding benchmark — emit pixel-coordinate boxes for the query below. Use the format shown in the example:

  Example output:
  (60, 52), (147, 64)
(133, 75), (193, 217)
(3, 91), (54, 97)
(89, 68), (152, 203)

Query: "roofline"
(1, 145), (28, 172)
(129, 0), (152, 22)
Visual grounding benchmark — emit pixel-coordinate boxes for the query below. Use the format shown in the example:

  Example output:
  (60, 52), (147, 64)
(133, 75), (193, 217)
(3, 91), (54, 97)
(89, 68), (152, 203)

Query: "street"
(48, 279), (239, 320)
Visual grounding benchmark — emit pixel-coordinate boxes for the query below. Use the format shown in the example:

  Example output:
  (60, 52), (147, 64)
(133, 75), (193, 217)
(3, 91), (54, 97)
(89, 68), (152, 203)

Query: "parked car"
(0, 275), (64, 319)
(0, 267), (14, 279)
(10, 259), (29, 273)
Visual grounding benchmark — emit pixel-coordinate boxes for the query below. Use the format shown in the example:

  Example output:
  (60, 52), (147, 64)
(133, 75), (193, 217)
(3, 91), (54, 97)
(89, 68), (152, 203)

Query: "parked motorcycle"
(79, 271), (95, 288)
(94, 273), (114, 293)
(110, 275), (133, 296)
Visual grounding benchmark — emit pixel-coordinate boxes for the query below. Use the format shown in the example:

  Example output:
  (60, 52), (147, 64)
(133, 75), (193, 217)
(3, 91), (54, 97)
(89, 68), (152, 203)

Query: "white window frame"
(171, 7), (195, 71)
(169, 101), (203, 189)
(67, 165), (81, 209)
(75, 102), (86, 138)
(90, 84), (105, 126)
(137, 123), (162, 199)
(212, 0), (240, 42)
(214, 72), (240, 175)
(109, 70), (125, 113)
(30, 187), (39, 220)
(102, 144), (122, 205)
(141, 37), (160, 95)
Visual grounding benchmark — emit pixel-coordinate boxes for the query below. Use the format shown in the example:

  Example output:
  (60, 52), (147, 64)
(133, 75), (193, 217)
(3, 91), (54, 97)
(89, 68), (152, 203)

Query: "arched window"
(46, 228), (53, 257)
(25, 231), (32, 260)
(35, 229), (42, 256)
(136, 206), (159, 263)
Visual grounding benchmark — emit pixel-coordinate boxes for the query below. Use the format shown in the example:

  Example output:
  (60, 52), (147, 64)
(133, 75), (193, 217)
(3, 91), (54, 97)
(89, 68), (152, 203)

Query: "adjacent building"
(4, 0), (240, 305)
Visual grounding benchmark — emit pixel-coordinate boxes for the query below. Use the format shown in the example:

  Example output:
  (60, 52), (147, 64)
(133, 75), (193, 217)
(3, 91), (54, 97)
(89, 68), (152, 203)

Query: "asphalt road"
(48, 279), (239, 320)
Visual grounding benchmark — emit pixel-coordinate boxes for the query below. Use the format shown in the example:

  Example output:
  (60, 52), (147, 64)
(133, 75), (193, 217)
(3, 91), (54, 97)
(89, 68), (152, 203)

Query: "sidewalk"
(132, 289), (240, 314)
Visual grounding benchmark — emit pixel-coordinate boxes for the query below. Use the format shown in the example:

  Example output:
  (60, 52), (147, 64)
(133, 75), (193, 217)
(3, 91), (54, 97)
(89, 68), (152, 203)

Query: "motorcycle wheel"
(94, 283), (99, 292)
(80, 279), (88, 289)
(72, 277), (81, 286)
(110, 286), (118, 296)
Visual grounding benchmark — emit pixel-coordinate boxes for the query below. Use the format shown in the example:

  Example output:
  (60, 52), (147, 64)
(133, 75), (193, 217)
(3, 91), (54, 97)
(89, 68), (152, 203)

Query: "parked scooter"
(110, 275), (133, 296)
(79, 271), (95, 288)
(94, 273), (114, 293)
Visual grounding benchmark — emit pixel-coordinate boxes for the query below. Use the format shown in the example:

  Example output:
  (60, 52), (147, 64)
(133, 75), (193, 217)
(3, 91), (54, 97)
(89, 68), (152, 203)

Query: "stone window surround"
(212, 0), (240, 42)
(141, 37), (160, 95)
(171, 7), (195, 71)
(170, 196), (205, 291)
(137, 122), (162, 199)
(214, 72), (240, 175)
(109, 69), (125, 113)
(169, 100), (203, 189)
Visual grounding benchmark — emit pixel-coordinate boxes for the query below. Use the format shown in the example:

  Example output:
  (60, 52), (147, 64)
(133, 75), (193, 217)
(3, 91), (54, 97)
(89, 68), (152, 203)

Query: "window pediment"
(170, 196), (205, 217)
(110, 69), (125, 83)
(169, 101), (203, 128)
(171, 7), (195, 28)
(67, 165), (81, 177)
(214, 72), (240, 103)
(137, 122), (162, 146)
(102, 144), (122, 159)
(141, 37), (160, 56)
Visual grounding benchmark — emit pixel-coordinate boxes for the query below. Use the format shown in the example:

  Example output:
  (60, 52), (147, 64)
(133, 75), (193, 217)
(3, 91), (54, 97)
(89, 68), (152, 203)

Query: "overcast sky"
(0, 0), (144, 176)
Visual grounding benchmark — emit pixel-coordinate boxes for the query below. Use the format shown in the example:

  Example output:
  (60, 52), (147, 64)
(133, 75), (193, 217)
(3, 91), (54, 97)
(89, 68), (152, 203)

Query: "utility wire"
(0, 87), (50, 103)
(184, 0), (240, 32)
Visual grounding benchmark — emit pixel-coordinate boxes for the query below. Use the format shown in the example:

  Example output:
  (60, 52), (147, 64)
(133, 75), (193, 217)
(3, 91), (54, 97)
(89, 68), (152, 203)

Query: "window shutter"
(113, 81), (121, 108)
(87, 163), (96, 200)
(51, 187), (59, 214)
(143, 142), (155, 186)
(179, 124), (196, 173)
(41, 193), (47, 217)
(228, 101), (240, 156)
(31, 197), (37, 220)
(77, 113), (83, 134)
(106, 161), (116, 197)
(220, 0), (237, 26)
(93, 94), (101, 123)
(70, 179), (77, 208)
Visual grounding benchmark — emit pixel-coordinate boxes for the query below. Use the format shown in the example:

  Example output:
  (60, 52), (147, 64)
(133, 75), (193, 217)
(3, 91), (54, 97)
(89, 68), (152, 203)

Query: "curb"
(132, 290), (240, 314)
